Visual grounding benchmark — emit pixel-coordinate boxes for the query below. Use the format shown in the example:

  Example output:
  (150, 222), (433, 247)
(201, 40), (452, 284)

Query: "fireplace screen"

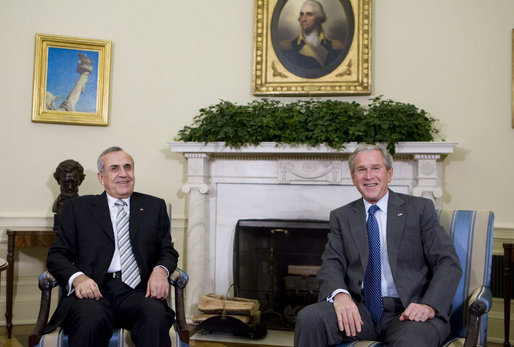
(233, 219), (330, 330)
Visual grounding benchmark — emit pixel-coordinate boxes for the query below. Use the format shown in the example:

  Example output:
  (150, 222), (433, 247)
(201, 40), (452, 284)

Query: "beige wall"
(1, 0), (513, 342)
(1, 0), (513, 225)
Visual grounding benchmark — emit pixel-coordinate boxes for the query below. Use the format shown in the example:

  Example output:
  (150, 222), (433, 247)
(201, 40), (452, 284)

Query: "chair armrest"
(29, 272), (59, 347)
(463, 286), (491, 347)
(467, 286), (492, 312)
(169, 267), (192, 344)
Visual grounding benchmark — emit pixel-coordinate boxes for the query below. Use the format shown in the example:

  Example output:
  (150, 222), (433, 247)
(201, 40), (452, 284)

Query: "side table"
(504, 243), (514, 347)
(5, 229), (56, 338)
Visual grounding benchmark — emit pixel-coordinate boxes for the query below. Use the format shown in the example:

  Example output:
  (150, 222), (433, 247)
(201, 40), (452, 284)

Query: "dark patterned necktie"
(115, 200), (141, 288)
(363, 204), (383, 323)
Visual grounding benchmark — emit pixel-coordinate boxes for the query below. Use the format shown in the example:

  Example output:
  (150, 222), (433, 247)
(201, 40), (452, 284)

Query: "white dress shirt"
(106, 194), (129, 273)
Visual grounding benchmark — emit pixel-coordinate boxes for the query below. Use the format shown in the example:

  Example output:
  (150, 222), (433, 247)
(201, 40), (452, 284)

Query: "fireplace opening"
(233, 219), (330, 331)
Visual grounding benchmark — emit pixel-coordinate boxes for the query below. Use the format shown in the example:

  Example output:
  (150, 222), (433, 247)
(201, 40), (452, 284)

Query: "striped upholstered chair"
(336, 210), (495, 347)
(28, 268), (191, 347)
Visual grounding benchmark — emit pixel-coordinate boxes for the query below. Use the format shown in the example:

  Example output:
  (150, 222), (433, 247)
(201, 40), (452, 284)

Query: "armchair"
(336, 209), (494, 347)
(28, 268), (192, 347)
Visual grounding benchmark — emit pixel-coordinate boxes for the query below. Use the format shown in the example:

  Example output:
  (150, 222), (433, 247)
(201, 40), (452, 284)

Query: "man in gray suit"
(294, 144), (462, 346)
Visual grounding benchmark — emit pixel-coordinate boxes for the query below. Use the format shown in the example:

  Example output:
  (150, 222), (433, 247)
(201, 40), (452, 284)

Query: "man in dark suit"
(45, 146), (179, 347)
(294, 144), (462, 346)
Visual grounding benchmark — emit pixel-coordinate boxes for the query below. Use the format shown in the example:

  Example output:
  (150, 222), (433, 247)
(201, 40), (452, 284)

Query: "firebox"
(233, 219), (330, 330)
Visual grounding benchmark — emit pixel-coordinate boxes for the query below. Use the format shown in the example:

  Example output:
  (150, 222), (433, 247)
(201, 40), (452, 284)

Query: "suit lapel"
(348, 199), (369, 269)
(129, 192), (146, 237)
(386, 190), (407, 275)
(91, 192), (115, 243)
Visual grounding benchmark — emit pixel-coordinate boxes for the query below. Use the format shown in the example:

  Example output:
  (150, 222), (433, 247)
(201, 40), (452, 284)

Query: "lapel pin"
(140, 208), (144, 211)
(397, 213), (403, 217)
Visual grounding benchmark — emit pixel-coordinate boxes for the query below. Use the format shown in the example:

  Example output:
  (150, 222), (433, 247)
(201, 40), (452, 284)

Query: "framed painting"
(31, 33), (112, 126)
(253, 0), (371, 96)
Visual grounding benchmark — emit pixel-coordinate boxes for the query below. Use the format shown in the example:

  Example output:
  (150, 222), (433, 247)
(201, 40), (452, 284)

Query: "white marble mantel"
(168, 141), (456, 315)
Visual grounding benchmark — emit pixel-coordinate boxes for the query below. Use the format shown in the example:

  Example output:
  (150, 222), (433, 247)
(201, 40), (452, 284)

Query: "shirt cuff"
(154, 265), (169, 277)
(327, 289), (351, 303)
(68, 271), (85, 296)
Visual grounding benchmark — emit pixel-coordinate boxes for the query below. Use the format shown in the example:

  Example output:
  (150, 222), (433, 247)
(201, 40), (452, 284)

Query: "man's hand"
(333, 292), (363, 337)
(72, 274), (102, 300)
(145, 267), (169, 299)
(399, 303), (435, 322)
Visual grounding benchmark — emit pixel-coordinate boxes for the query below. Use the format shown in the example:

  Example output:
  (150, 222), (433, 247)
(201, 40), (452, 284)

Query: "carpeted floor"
(0, 335), (25, 347)
(0, 325), (32, 347)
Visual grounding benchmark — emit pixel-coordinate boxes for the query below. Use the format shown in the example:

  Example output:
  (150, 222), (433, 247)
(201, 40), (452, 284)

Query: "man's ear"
(97, 172), (104, 186)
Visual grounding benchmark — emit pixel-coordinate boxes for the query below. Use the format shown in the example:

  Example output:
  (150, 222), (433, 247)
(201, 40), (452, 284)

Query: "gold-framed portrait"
(31, 33), (112, 126)
(253, 0), (371, 96)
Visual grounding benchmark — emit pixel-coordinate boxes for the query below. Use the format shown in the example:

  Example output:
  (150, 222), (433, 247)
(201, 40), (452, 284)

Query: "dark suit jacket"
(45, 191), (179, 332)
(281, 36), (342, 70)
(317, 190), (462, 337)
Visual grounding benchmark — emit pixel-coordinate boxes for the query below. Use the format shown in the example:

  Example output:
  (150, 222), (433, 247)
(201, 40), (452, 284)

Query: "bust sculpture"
(52, 159), (85, 214)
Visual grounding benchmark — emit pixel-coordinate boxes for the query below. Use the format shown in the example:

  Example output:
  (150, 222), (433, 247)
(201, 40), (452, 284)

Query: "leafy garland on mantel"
(176, 96), (442, 154)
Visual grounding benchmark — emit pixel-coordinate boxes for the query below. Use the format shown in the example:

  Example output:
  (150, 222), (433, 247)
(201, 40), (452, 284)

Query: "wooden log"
(197, 294), (260, 316)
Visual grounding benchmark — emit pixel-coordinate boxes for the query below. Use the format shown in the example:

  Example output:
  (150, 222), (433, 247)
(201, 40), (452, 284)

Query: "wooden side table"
(5, 229), (56, 338)
(504, 243), (514, 347)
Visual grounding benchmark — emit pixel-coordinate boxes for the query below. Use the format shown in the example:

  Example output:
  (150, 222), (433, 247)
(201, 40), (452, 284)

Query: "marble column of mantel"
(168, 141), (457, 315)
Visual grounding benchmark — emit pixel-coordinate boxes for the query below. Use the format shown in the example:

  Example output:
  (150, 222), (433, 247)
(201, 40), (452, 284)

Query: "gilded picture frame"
(31, 33), (112, 126)
(253, 0), (371, 96)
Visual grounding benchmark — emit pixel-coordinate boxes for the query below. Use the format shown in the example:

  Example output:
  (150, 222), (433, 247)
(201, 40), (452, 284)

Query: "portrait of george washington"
(271, 0), (354, 79)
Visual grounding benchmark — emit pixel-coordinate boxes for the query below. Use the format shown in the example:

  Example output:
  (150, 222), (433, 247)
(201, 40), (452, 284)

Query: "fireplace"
(233, 219), (330, 330)
(168, 141), (456, 316)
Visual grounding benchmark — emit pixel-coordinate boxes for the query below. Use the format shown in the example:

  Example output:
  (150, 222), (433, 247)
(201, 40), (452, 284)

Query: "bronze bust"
(52, 159), (85, 214)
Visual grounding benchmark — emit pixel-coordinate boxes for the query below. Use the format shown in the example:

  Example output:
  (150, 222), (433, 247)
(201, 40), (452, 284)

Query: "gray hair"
(301, 0), (327, 24)
(348, 144), (393, 173)
(97, 146), (133, 173)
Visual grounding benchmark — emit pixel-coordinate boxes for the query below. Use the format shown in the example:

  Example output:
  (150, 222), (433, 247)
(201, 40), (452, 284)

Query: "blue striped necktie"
(115, 200), (141, 288)
(363, 204), (383, 323)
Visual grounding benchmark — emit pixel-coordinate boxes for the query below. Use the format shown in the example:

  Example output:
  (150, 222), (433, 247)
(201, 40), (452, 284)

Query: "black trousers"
(294, 298), (443, 347)
(61, 274), (175, 347)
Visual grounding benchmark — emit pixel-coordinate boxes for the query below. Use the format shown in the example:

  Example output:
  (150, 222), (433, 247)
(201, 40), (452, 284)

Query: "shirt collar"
(106, 193), (130, 209)
(363, 191), (389, 215)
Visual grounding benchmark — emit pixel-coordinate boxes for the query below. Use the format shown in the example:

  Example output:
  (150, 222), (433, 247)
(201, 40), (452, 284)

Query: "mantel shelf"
(168, 141), (457, 155)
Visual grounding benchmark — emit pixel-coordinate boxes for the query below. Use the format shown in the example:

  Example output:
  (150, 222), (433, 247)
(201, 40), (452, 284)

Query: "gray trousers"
(294, 297), (444, 347)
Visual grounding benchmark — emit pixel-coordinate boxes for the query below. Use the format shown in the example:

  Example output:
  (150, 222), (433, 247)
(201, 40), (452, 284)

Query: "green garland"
(176, 97), (441, 154)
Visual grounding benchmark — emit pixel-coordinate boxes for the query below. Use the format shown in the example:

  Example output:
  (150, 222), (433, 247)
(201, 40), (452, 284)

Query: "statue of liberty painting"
(45, 48), (99, 113)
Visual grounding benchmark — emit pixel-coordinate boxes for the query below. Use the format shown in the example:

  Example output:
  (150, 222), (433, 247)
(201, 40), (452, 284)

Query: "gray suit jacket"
(317, 190), (462, 336)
